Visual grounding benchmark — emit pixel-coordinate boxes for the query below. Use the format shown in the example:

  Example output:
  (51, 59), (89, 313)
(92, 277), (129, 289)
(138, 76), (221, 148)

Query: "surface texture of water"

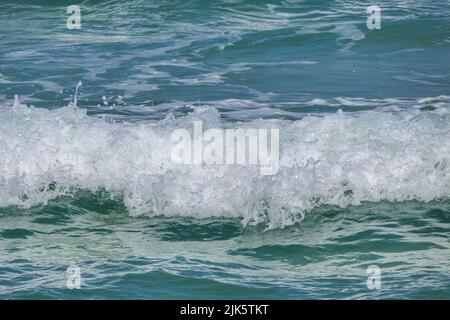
(1, 0), (449, 299)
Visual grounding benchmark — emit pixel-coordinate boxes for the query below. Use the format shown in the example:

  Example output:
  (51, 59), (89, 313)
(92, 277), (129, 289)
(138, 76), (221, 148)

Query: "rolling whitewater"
(0, 0), (449, 299)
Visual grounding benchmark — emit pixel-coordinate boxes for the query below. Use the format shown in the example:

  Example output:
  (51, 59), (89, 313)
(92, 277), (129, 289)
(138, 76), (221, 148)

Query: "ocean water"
(1, 0), (450, 299)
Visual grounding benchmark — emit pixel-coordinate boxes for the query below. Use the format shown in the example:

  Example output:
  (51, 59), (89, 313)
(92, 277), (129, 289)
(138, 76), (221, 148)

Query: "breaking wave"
(1, 96), (449, 228)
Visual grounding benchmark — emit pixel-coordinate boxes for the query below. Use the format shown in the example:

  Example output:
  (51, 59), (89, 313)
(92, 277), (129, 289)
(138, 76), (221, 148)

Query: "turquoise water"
(1, 0), (450, 299)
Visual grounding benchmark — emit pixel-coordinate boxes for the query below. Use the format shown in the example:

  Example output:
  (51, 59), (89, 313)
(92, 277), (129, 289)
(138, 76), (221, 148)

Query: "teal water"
(1, 0), (450, 299)
(1, 195), (450, 299)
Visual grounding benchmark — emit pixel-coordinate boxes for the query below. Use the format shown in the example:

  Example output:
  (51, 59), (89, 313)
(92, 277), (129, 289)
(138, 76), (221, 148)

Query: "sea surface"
(0, 0), (450, 299)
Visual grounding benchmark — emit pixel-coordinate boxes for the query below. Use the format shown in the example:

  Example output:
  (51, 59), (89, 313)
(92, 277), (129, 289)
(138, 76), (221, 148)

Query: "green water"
(1, 193), (449, 299)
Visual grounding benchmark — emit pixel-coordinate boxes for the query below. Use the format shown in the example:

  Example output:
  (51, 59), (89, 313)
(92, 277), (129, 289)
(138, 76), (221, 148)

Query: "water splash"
(68, 81), (82, 108)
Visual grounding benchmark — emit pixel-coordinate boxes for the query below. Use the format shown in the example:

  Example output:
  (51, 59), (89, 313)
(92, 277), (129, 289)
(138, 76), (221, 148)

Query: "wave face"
(1, 98), (449, 228)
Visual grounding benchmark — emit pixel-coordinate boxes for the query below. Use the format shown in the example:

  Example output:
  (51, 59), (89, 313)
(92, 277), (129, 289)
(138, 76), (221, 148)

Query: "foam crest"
(1, 99), (449, 228)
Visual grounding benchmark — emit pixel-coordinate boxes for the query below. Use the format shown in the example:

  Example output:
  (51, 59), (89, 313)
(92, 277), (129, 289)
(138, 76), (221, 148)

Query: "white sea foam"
(1, 97), (449, 228)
